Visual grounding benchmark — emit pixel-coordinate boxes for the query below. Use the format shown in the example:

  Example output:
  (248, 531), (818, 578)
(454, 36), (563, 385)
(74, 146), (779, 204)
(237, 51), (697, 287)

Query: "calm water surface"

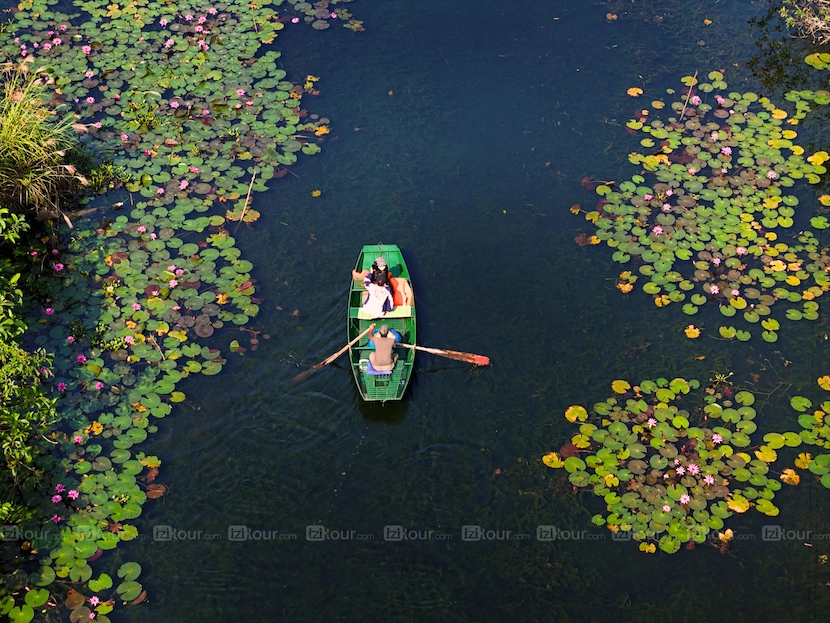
(118, 1), (830, 621)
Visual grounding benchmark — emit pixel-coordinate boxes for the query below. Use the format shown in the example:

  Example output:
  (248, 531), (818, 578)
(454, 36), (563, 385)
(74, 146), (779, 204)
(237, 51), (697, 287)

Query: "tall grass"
(0, 61), (88, 220)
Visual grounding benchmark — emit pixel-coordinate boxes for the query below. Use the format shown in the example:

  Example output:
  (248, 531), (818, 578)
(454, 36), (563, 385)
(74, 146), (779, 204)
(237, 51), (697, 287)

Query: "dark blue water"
(117, 2), (830, 621)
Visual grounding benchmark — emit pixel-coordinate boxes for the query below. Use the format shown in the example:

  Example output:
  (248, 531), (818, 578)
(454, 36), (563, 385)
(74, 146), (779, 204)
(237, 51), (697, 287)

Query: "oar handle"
(323, 325), (373, 366)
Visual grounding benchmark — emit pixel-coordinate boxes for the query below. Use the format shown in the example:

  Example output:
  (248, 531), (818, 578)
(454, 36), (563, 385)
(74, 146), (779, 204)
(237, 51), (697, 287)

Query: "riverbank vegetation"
(778, 0), (830, 44)
(0, 0), (360, 619)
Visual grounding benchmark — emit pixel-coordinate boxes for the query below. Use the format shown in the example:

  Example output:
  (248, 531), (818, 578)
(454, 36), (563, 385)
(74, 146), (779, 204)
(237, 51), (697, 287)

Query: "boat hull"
(348, 244), (415, 401)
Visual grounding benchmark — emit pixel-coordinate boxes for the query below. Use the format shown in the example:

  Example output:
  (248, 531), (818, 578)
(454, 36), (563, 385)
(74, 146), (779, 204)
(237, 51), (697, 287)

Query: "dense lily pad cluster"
(0, 0), (355, 620)
(543, 376), (830, 554)
(574, 72), (830, 342)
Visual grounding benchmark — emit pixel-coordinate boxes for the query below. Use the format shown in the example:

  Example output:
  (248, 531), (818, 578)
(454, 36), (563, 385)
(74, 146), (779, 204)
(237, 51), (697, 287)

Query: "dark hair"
(378, 325), (389, 337)
(370, 264), (390, 288)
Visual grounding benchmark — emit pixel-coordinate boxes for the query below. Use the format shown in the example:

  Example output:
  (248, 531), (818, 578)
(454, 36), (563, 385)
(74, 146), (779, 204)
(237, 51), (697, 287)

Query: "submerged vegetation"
(543, 376), (830, 553)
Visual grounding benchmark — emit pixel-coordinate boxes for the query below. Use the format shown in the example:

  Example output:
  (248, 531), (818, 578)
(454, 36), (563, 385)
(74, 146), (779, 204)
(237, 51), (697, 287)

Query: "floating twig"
(234, 171), (257, 234)
(679, 70), (699, 122)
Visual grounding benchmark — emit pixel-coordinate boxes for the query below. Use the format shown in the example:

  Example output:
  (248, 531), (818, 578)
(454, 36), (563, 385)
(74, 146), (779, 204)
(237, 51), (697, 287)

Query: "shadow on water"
(117, 1), (830, 622)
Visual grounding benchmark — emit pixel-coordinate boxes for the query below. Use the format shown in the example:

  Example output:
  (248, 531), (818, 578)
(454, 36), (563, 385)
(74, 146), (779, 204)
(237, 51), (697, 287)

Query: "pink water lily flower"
(209, 7), (217, 14)
(82, 45), (91, 54)
(137, 225), (146, 233)
(169, 279), (178, 288)
(185, 13), (193, 20)
(73, 435), (83, 443)
(767, 170), (777, 179)
(709, 284), (720, 295)
(662, 203), (671, 212)
(643, 193), (653, 201)
(132, 303), (141, 310)
(160, 18), (168, 26)
(712, 433), (723, 444)
(679, 494), (691, 504)
(291, 17), (300, 23)
(57, 382), (67, 391)
(76, 354), (87, 363)
(95, 382), (104, 390)
(86, 97), (95, 104)
(711, 132), (718, 141)
(45, 308), (54, 315)
(711, 257), (721, 266)
(67, 336), (75, 343)
(652, 225), (663, 235)
(54, 263), (64, 271)
(676, 466), (686, 475)
(662, 504), (671, 513)
(198, 15), (207, 24)
(89, 596), (100, 606)
(51, 494), (62, 503)
(721, 146), (732, 155)
(716, 95), (725, 105)
(687, 463), (700, 475)
(237, 88), (246, 97)
(124, 335), (134, 344)
(165, 38), (175, 48)
(731, 289), (739, 297)
(51, 515), (62, 524)
(704, 475), (715, 485)
(156, 188), (165, 195)
(665, 189), (673, 196)
(691, 95), (701, 105)
(120, 133), (129, 141)
(189, 166), (199, 173)
(55, 484), (65, 493)
(647, 418), (657, 428)
(688, 167), (697, 175)
(170, 100), (180, 109)
(68, 489), (79, 500)
(179, 179), (189, 190)
(736, 246), (747, 255)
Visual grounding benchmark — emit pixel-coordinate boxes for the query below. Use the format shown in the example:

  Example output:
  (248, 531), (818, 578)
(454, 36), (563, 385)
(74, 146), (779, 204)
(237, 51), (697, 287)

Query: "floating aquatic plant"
(574, 71), (830, 342)
(0, 0), (361, 619)
(543, 375), (830, 554)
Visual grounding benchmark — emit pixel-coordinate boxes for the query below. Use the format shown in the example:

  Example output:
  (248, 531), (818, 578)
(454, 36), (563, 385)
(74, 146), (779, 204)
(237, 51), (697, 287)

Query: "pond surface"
(118, 1), (830, 620)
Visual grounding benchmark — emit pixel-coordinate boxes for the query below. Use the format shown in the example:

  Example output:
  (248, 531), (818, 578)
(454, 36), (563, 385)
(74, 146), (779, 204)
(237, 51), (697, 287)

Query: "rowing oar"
(291, 326), (373, 385)
(401, 343), (490, 366)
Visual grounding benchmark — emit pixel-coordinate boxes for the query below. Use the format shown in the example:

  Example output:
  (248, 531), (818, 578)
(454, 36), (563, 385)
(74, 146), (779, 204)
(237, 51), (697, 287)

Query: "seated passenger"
(352, 256), (413, 306)
(368, 323), (398, 371)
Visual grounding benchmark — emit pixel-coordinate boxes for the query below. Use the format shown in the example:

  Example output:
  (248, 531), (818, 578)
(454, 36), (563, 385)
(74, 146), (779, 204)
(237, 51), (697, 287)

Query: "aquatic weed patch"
(573, 72), (830, 343)
(543, 376), (830, 554)
(0, 0), (360, 620)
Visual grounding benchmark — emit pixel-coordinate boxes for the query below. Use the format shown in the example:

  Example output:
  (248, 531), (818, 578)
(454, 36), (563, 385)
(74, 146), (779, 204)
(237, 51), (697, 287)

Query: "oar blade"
(290, 364), (320, 385)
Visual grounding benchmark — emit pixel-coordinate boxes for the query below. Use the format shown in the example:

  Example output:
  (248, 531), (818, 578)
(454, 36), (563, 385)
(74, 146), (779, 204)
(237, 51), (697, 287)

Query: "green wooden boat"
(348, 244), (416, 401)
